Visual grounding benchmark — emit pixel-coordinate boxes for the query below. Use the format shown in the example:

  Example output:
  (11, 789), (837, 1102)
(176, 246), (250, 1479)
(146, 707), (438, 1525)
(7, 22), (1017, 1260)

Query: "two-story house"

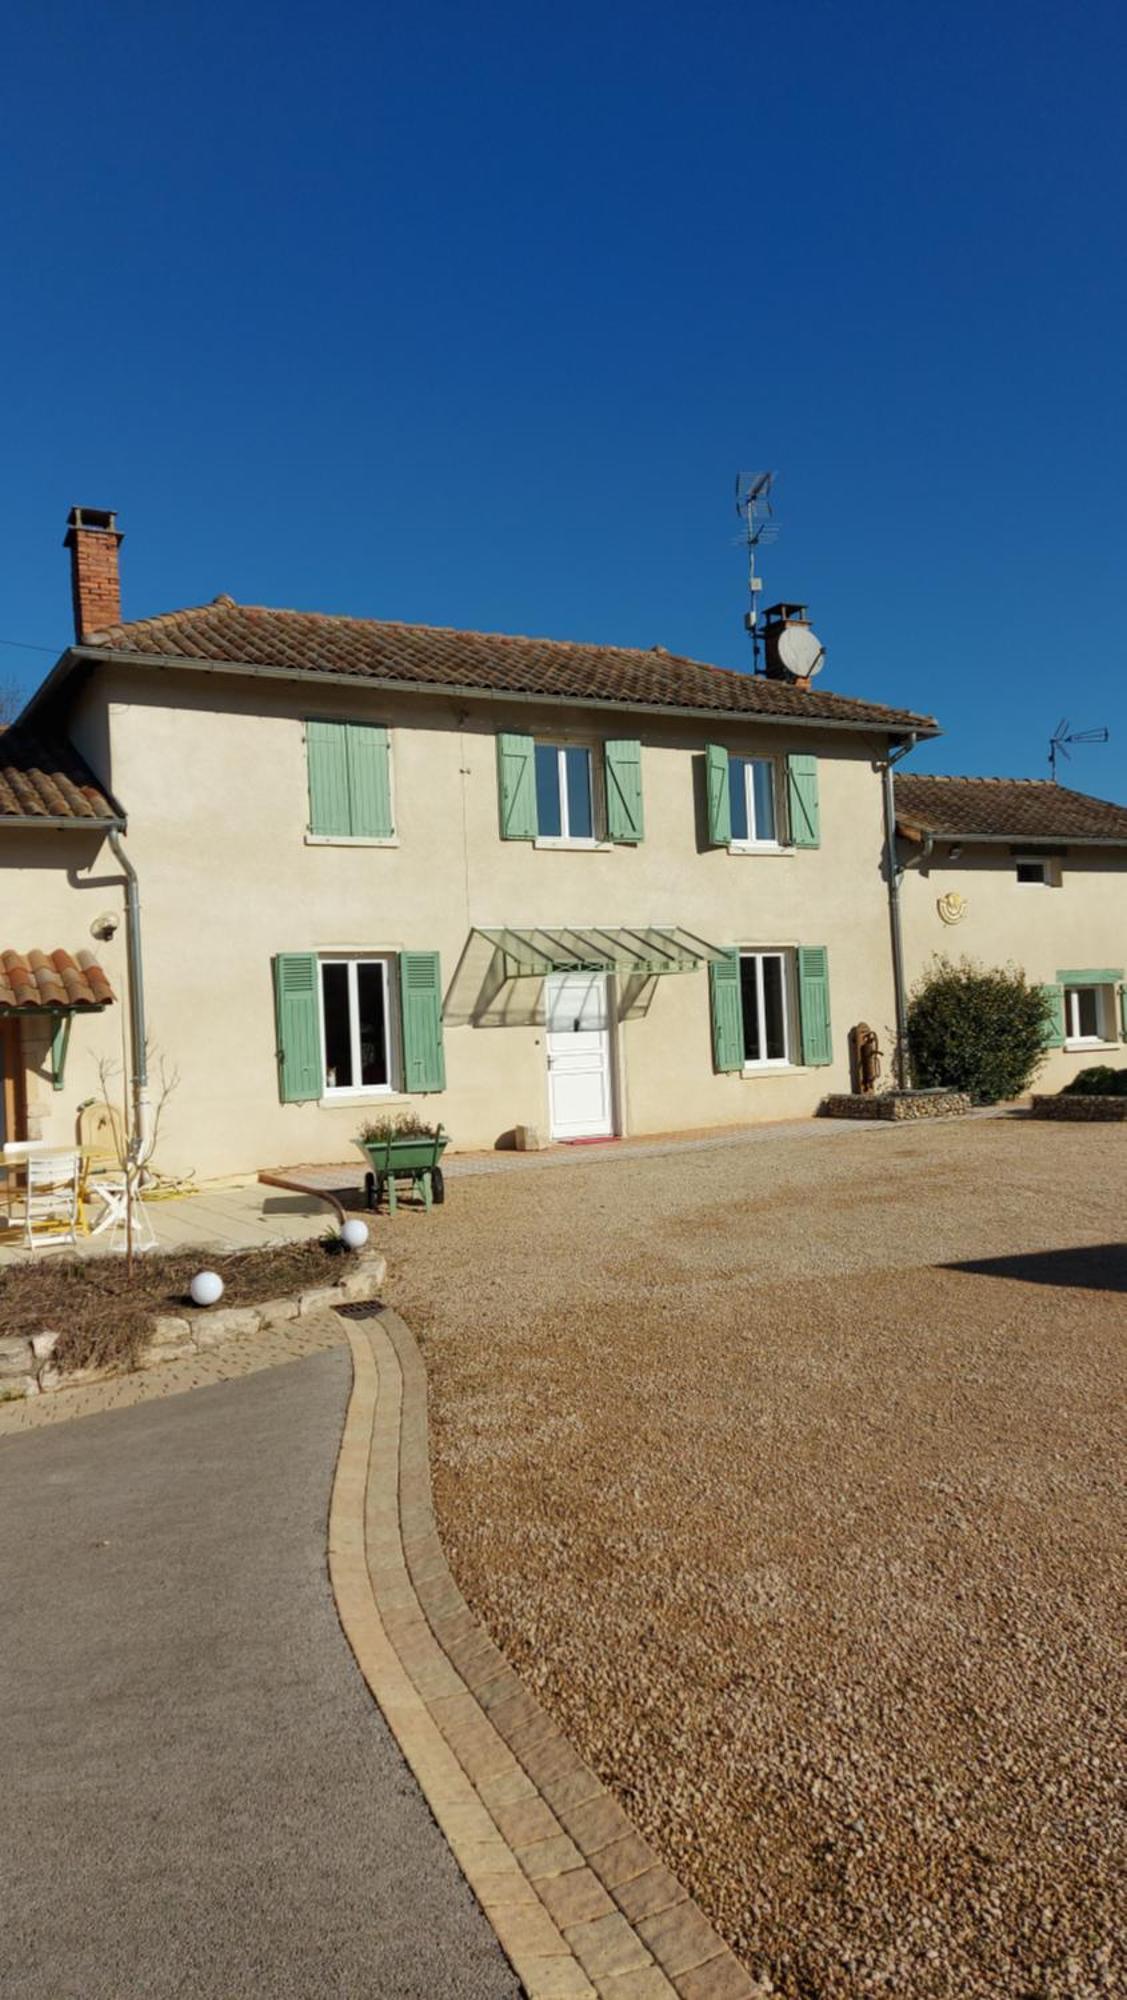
(4, 509), (938, 1179)
(895, 773), (1127, 1086)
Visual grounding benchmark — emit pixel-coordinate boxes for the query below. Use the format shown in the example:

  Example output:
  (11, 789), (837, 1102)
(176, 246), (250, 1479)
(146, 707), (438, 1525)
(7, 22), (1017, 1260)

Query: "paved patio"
(0, 1180), (335, 1263)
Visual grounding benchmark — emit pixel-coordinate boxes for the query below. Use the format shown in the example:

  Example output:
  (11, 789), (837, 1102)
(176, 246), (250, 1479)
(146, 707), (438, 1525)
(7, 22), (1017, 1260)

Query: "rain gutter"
(32, 645), (941, 742)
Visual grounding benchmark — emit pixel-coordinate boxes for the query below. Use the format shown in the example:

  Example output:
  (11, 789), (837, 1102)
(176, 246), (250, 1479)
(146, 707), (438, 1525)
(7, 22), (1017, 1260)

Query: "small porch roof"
(0, 949), (115, 1013)
(472, 925), (727, 978)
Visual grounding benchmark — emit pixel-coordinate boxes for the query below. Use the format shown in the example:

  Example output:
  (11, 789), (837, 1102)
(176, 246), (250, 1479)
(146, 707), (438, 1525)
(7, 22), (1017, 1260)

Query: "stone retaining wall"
(1029, 1094), (1127, 1122)
(0, 1250), (386, 1401)
(820, 1090), (972, 1122)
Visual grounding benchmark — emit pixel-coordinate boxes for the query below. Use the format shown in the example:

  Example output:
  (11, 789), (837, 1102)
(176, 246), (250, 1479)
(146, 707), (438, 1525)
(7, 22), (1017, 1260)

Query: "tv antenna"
(735, 470), (777, 670)
(1049, 718), (1109, 783)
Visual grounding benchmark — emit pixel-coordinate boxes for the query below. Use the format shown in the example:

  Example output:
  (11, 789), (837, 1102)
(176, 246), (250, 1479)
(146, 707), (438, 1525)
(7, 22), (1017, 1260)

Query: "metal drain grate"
(335, 1300), (386, 1321)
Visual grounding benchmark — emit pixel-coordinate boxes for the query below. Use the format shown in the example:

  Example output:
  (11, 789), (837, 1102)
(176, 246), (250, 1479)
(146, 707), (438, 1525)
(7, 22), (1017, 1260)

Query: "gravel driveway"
(378, 1117), (1126, 2000)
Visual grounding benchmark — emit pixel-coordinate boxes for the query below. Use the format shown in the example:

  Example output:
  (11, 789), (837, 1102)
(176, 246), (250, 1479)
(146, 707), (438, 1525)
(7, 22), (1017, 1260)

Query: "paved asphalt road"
(1, 1350), (520, 1999)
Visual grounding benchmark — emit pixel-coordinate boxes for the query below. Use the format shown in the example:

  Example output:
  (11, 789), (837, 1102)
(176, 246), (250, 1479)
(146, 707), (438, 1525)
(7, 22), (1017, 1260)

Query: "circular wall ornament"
(937, 891), (968, 926)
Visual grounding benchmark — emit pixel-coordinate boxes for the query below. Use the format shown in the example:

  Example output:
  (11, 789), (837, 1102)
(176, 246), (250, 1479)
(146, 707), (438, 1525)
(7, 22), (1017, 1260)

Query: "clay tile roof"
(0, 726), (118, 823)
(84, 599), (938, 735)
(0, 949), (115, 1011)
(895, 774), (1127, 844)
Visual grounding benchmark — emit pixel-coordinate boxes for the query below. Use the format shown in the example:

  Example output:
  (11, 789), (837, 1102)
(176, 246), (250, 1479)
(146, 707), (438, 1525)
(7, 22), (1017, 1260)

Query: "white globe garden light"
(190, 1270), (225, 1308)
(340, 1219), (369, 1252)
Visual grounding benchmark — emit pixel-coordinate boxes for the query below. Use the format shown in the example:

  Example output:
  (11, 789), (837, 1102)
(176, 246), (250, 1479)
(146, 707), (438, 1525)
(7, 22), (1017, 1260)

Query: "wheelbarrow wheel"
(431, 1166), (445, 1205)
(365, 1170), (376, 1211)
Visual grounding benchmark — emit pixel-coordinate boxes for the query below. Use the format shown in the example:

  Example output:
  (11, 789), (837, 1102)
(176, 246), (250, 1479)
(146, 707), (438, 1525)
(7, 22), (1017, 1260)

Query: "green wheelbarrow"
(354, 1126), (449, 1213)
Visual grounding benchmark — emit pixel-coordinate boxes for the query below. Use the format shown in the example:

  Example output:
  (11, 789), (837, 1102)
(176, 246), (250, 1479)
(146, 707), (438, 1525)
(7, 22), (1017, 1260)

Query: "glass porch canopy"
(472, 925), (729, 978)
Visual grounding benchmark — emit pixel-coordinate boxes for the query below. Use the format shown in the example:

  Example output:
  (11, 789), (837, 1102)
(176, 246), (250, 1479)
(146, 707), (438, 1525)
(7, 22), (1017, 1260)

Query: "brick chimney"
(63, 506), (123, 639)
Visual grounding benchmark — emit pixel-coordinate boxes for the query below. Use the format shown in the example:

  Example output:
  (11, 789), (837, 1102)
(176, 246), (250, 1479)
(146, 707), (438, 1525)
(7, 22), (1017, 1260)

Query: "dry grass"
(0, 1240), (341, 1374)
(379, 1118), (1126, 2000)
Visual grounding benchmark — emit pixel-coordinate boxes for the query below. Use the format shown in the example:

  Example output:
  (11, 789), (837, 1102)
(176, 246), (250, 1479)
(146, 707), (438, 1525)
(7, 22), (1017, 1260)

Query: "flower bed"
(0, 1241), (385, 1398)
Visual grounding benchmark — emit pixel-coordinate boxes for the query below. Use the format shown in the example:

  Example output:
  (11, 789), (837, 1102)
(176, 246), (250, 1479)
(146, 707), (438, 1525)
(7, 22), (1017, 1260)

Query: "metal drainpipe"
(879, 735), (918, 1089)
(107, 827), (152, 1165)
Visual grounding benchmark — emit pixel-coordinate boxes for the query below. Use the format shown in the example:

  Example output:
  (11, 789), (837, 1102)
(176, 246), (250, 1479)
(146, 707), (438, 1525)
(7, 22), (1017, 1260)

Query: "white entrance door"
(546, 972), (614, 1140)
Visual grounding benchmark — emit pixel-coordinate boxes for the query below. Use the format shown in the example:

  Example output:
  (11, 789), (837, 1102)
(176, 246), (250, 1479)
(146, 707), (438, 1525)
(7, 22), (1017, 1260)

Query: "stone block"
(298, 1284), (347, 1316)
(30, 1329), (60, 1363)
(192, 1306), (262, 1350)
(338, 1269), (380, 1302)
(150, 1315), (192, 1348)
(0, 1337), (34, 1379)
(515, 1124), (546, 1151)
(255, 1295), (301, 1325)
(0, 1374), (37, 1400)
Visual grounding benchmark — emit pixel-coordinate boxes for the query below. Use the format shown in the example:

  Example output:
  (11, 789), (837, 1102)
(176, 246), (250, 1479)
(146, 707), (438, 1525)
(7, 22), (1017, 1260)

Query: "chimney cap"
(64, 506), (122, 546)
(764, 601), (808, 624)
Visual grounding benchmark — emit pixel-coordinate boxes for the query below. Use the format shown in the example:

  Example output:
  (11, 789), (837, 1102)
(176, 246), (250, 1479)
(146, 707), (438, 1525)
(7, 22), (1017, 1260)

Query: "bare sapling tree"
(89, 1038), (182, 1274)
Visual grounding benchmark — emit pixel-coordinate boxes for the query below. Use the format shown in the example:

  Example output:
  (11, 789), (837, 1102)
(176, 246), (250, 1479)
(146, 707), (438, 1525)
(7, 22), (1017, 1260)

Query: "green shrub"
(1062, 1066), (1127, 1097)
(907, 957), (1052, 1105)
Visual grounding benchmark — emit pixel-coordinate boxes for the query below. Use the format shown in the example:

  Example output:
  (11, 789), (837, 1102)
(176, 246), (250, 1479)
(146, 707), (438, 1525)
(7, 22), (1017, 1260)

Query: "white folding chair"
(85, 1172), (157, 1252)
(21, 1151), (81, 1252)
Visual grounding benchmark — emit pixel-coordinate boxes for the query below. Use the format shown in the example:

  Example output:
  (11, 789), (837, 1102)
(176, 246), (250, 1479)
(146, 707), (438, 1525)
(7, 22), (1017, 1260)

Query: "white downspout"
(107, 827), (153, 1167)
(878, 734), (918, 1089)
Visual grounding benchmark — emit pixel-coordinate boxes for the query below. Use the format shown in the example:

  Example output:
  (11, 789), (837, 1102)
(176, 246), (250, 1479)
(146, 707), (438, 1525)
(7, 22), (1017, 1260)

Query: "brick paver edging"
(329, 1305), (760, 2000)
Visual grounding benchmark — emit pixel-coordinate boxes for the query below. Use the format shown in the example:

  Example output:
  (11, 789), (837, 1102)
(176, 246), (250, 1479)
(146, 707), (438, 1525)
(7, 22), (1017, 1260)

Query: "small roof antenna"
(1049, 718), (1109, 783)
(734, 470), (777, 671)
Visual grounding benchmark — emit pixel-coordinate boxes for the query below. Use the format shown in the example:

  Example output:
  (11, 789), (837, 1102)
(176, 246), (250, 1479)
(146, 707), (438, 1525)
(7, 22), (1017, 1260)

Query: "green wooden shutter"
(709, 951), (743, 1071)
(797, 946), (833, 1065)
(496, 733), (538, 839)
(1041, 983), (1065, 1048)
(400, 951), (446, 1092)
(274, 953), (322, 1102)
(705, 745), (731, 847)
(1120, 984), (1127, 1041)
(604, 739), (644, 842)
(346, 725), (394, 838)
(306, 720), (352, 836)
(787, 753), (821, 848)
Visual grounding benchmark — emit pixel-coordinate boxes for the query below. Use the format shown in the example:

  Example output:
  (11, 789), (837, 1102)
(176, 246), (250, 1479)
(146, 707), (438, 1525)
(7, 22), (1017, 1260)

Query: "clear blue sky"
(3, 1), (1125, 794)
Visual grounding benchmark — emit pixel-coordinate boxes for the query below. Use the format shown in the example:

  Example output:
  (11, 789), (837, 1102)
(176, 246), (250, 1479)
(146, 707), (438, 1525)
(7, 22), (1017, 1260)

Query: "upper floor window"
(535, 743), (596, 842)
(729, 757), (779, 846)
(1015, 856), (1055, 886)
(497, 733), (643, 844)
(706, 746), (820, 851)
(306, 720), (394, 841)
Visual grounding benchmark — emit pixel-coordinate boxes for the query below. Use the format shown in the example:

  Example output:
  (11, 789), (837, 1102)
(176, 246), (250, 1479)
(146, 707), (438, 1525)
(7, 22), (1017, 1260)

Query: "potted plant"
(353, 1113), (449, 1212)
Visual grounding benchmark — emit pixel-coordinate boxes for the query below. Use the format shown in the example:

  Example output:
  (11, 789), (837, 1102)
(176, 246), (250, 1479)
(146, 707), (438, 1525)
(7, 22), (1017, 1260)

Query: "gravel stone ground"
(378, 1117), (1126, 2000)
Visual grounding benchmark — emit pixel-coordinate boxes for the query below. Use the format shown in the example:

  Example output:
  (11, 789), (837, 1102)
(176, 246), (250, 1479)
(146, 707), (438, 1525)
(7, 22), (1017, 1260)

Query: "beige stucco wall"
(26, 664), (905, 1178)
(899, 843), (1127, 1091)
(0, 825), (126, 1150)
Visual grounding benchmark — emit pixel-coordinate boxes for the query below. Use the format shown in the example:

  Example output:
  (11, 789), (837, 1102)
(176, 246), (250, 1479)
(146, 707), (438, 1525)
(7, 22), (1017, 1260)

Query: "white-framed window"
(1063, 983), (1113, 1046)
(534, 742), (597, 842)
(320, 955), (397, 1095)
(730, 756), (780, 847)
(739, 950), (791, 1067)
(1015, 856), (1053, 886)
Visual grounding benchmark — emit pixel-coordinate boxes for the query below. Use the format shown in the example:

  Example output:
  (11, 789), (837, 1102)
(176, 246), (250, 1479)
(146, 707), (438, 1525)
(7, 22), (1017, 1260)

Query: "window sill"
(305, 834), (399, 849)
(533, 837), (610, 852)
(320, 1088), (403, 1105)
(741, 1062), (803, 1076)
(729, 842), (793, 857)
(1063, 1040), (1118, 1054)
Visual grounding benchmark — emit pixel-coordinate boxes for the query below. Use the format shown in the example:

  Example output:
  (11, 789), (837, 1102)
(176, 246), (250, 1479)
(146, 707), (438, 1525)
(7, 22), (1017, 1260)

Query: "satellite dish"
(776, 623), (825, 679)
